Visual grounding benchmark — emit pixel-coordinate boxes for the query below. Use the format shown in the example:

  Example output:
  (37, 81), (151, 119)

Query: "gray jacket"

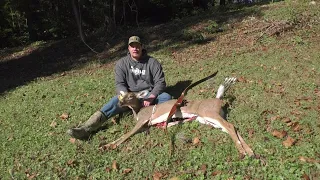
(114, 50), (166, 97)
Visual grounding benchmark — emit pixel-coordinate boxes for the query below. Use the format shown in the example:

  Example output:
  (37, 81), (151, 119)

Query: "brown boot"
(67, 111), (107, 139)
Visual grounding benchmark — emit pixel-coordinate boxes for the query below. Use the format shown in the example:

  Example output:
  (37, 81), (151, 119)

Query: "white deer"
(101, 77), (254, 157)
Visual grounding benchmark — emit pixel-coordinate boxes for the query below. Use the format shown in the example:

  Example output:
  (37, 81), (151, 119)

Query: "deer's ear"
(136, 90), (149, 98)
(120, 91), (126, 95)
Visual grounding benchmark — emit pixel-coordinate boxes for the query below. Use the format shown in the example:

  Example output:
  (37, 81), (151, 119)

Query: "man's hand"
(143, 94), (156, 107)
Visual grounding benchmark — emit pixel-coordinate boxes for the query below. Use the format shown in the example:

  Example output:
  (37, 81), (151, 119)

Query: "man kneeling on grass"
(67, 36), (172, 139)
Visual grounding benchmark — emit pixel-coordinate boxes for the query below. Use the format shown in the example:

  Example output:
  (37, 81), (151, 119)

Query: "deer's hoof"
(99, 143), (117, 151)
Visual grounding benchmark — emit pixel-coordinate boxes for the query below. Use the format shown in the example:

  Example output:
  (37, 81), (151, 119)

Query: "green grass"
(1, 0), (320, 179)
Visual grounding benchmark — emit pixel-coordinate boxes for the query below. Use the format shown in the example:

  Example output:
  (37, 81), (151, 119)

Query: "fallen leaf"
(27, 173), (38, 179)
(67, 159), (74, 165)
(248, 129), (255, 138)
(99, 135), (106, 140)
(301, 173), (310, 180)
(100, 144), (112, 151)
(291, 122), (301, 131)
(48, 132), (55, 136)
(305, 127), (313, 135)
(290, 110), (302, 116)
(299, 156), (308, 162)
(50, 121), (57, 127)
(123, 168), (132, 174)
(297, 96), (313, 102)
(7, 135), (14, 141)
(105, 167), (111, 173)
(272, 130), (287, 139)
(111, 118), (117, 125)
(199, 164), (207, 174)
(212, 171), (222, 176)
(289, 121), (299, 128)
(286, 122), (293, 126)
(98, 141), (107, 149)
(282, 117), (291, 123)
(193, 137), (200, 145)
(237, 76), (247, 83)
(60, 113), (69, 120)
(270, 115), (280, 121)
(315, 89), (320, 97)
(109, 129), (121, 134)
(153, 172), (163, 180)
(112, 160), (118, 171)
(299, 156), (320, 163)
(66, 159), (77, 167)
(69, 138), (76, 144)
(283, 136), (295, 147)
(266, 126), (272, 132)
(112, 144), (117, 149)
(25, 169), (38, 179)
(125, 146), (133, 152)
(25, 168), (30, 174)
(168, 177), (179, 180)
(199, 89), (207, 93)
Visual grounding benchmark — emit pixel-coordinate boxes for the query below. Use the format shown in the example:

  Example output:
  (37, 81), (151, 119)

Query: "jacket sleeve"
(150, 59), (166, 96)
(115, 60), (128, 94)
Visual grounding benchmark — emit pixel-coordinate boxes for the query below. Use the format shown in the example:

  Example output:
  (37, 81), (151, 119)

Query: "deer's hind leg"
(222, 120), (254, 157)
(234, 130), (255, 156)
(198, 116), (254, 157)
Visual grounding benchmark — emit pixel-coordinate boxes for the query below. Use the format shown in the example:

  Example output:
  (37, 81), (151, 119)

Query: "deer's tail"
(216, 77), (237, 99)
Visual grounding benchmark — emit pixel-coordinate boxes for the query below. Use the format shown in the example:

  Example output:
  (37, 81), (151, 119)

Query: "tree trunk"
(25, 0), (39, 41)
(71, 0), (83, 40)
(113, 0), (116, 25)
(123, 0), (126, 25)
(220, 0), (226, 6)
(103, 0), (115, 33)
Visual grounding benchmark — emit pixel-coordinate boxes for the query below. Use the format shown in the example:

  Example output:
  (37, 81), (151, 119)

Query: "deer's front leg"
(102, 118), (150, 150)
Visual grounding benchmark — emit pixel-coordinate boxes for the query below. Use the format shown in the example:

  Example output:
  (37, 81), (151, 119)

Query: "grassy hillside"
(1, 0), (319, 179)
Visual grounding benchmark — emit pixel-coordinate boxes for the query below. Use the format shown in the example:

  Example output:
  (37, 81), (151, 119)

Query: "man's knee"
(157, 92), (172, 104)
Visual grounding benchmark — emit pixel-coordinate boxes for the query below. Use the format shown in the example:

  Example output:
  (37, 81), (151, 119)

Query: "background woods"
(1, 0), (275, 48)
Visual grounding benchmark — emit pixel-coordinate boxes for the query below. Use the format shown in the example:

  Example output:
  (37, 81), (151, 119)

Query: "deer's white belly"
(148, 111), (228, 133)
(196, 117), (227, 133)
(148, 112), (198, 126)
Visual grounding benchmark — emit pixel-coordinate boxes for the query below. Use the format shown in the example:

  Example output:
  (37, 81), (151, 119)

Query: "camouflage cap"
(128, 36), (142, 45)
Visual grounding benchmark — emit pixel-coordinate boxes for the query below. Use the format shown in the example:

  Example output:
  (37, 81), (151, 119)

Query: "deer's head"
(118, 90), (149, 109)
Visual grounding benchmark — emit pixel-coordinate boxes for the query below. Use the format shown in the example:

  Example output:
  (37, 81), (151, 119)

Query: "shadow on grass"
(0, 1), (275, 95)
(0, 38), (104, 94)
(166, 80), (193, 99)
